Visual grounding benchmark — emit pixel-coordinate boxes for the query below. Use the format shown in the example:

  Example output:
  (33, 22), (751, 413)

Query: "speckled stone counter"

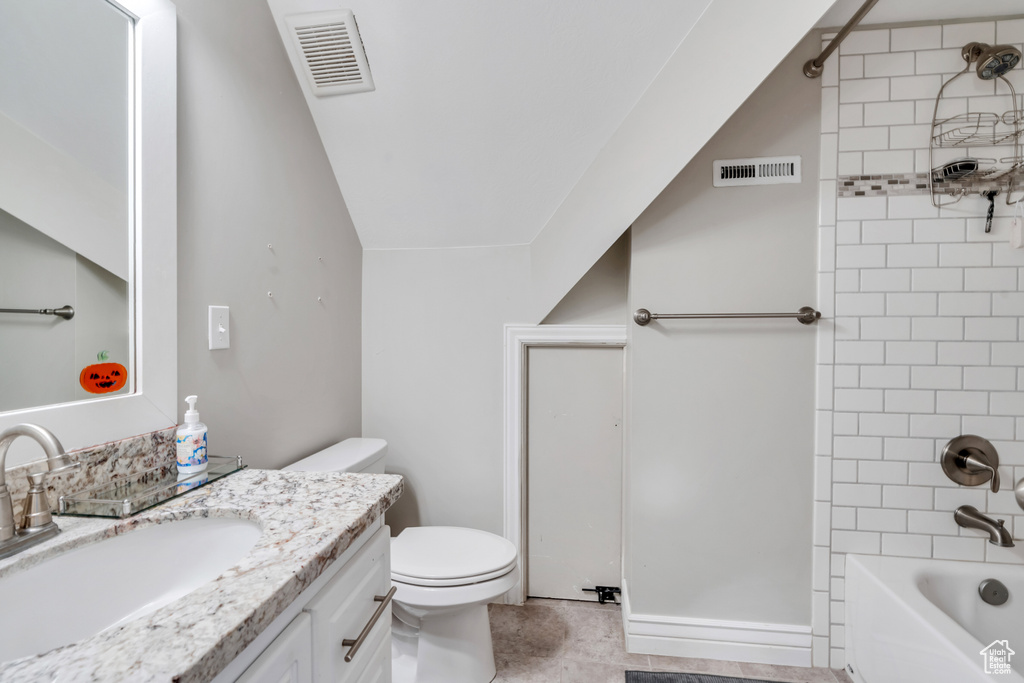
(0, 469), (403, 683)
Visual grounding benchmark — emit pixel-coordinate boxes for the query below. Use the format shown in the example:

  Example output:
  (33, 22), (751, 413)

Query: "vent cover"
(713, 156), (801, 187)
(285, 10), (374, 97)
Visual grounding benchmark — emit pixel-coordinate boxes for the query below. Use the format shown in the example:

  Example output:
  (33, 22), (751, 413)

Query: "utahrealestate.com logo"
(980, 640), (1015, 675)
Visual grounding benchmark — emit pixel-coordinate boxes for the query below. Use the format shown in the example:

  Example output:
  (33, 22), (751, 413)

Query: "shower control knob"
(941, 435), (1000, 492)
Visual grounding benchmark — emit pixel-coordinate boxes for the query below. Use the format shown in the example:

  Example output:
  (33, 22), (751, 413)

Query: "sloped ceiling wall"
(269, 1), (1024, 321)
(267, 0), (713, 250)
(527, 0), (837, 321)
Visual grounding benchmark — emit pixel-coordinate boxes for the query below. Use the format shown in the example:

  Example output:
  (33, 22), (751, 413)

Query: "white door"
(527, 346), (623, 601)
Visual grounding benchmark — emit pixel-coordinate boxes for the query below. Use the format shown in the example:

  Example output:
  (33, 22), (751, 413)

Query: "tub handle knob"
(941, 435), (1000, 493)
(959, 452), (999, 493)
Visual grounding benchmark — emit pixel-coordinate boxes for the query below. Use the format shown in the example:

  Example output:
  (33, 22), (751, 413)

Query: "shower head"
(962, 42), (1022, 80)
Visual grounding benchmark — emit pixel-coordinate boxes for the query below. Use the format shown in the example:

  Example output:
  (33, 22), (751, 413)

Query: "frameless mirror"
(0, 0), (177, 467)
(0, 0), (132, 411)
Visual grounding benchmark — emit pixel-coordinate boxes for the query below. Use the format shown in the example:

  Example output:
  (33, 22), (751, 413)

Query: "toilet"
(285, 438), (518, 683)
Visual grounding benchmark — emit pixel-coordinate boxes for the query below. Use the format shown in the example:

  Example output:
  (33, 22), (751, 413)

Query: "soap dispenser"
(176, 395), (208, 474)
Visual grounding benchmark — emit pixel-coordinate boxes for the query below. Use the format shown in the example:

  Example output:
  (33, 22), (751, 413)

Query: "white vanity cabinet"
(224, 523), (392, 683)
(305, 522), (391, 683)
(235, 613), (313, 683)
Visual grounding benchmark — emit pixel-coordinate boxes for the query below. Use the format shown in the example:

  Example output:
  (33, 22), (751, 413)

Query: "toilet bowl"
(285, 438), (518, 683)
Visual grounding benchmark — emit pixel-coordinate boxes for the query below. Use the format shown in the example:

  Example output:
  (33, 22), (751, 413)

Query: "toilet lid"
(391, 527), (517, 587)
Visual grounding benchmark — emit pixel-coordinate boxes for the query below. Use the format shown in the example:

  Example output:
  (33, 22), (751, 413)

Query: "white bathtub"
(846, 554), (1024, 683)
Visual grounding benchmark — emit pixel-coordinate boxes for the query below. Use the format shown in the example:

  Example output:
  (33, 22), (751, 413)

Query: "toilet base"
(391, 604), (497, 683)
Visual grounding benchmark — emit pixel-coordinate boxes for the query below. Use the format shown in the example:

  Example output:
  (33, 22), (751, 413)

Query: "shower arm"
(804, 0), (880, 78)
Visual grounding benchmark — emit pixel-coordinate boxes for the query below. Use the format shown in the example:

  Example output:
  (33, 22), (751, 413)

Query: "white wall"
(362, 245), (531, 533)
(628, 30), (821, 631)
(542, 232), (629, 326)
(815, 18), (1024, 670)
(175, 0), (363, 469)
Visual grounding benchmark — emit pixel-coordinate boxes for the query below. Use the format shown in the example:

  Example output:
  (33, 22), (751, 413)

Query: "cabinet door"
(236, 612), (313, 683)
(306, 526), (391, 683)
(351, 622), (390, 683)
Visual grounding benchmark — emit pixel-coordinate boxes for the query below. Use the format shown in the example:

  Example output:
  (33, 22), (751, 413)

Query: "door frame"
(502, 324), (627, 605)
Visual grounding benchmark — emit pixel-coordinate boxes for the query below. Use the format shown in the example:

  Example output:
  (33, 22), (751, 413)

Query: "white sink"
(0, 516), (262, 663)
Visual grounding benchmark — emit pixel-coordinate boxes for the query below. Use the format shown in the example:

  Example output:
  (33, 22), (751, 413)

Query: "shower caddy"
(929, 42), (1024, 208)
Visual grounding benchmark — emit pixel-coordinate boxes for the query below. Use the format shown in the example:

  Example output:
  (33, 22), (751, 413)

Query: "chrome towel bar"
(0, 306), (75, 320)
(633, 307), (821, 326)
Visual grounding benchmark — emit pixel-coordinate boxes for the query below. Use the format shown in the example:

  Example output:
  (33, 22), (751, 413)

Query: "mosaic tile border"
(837, 172), (1016, 198)
(837, 173), (928, 197)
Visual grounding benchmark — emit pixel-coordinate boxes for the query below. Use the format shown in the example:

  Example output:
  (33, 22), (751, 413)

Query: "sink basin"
(0, 516), (262, 663)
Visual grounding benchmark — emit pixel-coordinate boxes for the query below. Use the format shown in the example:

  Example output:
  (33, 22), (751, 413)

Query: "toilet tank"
(283, 438), (387, 474)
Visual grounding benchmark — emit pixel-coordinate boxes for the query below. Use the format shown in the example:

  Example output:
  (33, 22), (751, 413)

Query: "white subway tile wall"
(815, 17), (1024, 669)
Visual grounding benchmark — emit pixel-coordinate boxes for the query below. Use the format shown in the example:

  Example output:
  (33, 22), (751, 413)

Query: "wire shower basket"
(929, 51), (1023, 207)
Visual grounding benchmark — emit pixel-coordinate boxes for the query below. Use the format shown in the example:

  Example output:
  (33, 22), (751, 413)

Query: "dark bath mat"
(626, 672), (775, 683)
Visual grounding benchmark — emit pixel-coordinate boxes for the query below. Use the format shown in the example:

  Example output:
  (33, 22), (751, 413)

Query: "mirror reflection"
(0, 0), (133, 412)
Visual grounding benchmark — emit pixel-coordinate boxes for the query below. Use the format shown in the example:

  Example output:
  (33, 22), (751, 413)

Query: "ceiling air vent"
(285, 10), (374, 97)
(713, 156), (801, 187)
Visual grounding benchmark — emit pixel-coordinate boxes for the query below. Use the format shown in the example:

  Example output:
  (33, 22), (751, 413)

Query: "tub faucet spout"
(954, 505), (1014, 547)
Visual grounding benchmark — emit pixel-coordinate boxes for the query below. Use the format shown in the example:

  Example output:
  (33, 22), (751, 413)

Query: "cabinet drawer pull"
(341, 585), (397, 663)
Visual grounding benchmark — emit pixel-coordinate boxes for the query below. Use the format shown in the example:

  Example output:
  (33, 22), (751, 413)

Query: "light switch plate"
(209, 305), (229, 350)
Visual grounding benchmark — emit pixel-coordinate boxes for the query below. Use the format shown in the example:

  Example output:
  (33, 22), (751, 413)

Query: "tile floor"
(488, 598), (854, 683)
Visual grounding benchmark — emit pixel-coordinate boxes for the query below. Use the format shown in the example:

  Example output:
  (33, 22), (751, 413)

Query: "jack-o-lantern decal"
(80, 363), (128, 394)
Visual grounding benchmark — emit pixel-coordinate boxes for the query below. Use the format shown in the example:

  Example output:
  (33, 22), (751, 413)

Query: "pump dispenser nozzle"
(184, 395), (199, 425)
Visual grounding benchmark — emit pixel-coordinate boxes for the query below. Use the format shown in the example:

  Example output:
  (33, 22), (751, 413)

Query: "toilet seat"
(391, 526), (517, 587)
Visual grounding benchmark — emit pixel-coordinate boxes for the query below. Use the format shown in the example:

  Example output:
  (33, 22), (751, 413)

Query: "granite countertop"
(0, 469), (403, 683)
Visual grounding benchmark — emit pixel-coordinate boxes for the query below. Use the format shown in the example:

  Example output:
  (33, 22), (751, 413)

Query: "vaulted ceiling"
(266, 0), (1024, 318)
(268, 0), (713, 250)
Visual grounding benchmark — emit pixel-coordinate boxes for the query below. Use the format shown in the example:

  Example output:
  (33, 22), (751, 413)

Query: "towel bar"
(633, 307), (821, 326)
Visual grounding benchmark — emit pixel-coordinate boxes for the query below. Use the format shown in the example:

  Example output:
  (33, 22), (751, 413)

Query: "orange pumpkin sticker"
(80, 363), (127, 394)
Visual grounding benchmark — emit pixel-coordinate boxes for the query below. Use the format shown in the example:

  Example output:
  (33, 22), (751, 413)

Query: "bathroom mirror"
(0, 0), (133, 413)
(0, 0), (177, 467)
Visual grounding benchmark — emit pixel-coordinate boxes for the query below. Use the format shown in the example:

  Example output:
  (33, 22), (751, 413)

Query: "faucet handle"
(20, 461), (79, 531)
(942, 435), (1000, 492)
(959, 452), (1000, 493)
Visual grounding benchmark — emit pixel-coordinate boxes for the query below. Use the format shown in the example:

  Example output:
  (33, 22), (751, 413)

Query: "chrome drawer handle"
(341, 585), (397, 663)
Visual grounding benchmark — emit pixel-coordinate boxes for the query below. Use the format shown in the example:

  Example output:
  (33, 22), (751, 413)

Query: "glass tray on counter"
(58, 455), (245, 519)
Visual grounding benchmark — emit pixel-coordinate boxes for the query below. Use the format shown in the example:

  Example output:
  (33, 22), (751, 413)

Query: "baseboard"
(621, 579), (813, 667)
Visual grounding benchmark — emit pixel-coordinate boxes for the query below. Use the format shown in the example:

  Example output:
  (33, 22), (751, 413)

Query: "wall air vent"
(713, 156), (801, 187)
(285, 10), (374, 97)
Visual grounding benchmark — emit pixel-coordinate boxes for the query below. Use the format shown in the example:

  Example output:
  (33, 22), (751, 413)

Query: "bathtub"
(846, 554), (1024, 683)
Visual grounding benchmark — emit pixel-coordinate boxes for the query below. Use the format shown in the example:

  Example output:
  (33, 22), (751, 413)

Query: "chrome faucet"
(0, 424), (79, 559)
(954, 505), (1014, 547)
